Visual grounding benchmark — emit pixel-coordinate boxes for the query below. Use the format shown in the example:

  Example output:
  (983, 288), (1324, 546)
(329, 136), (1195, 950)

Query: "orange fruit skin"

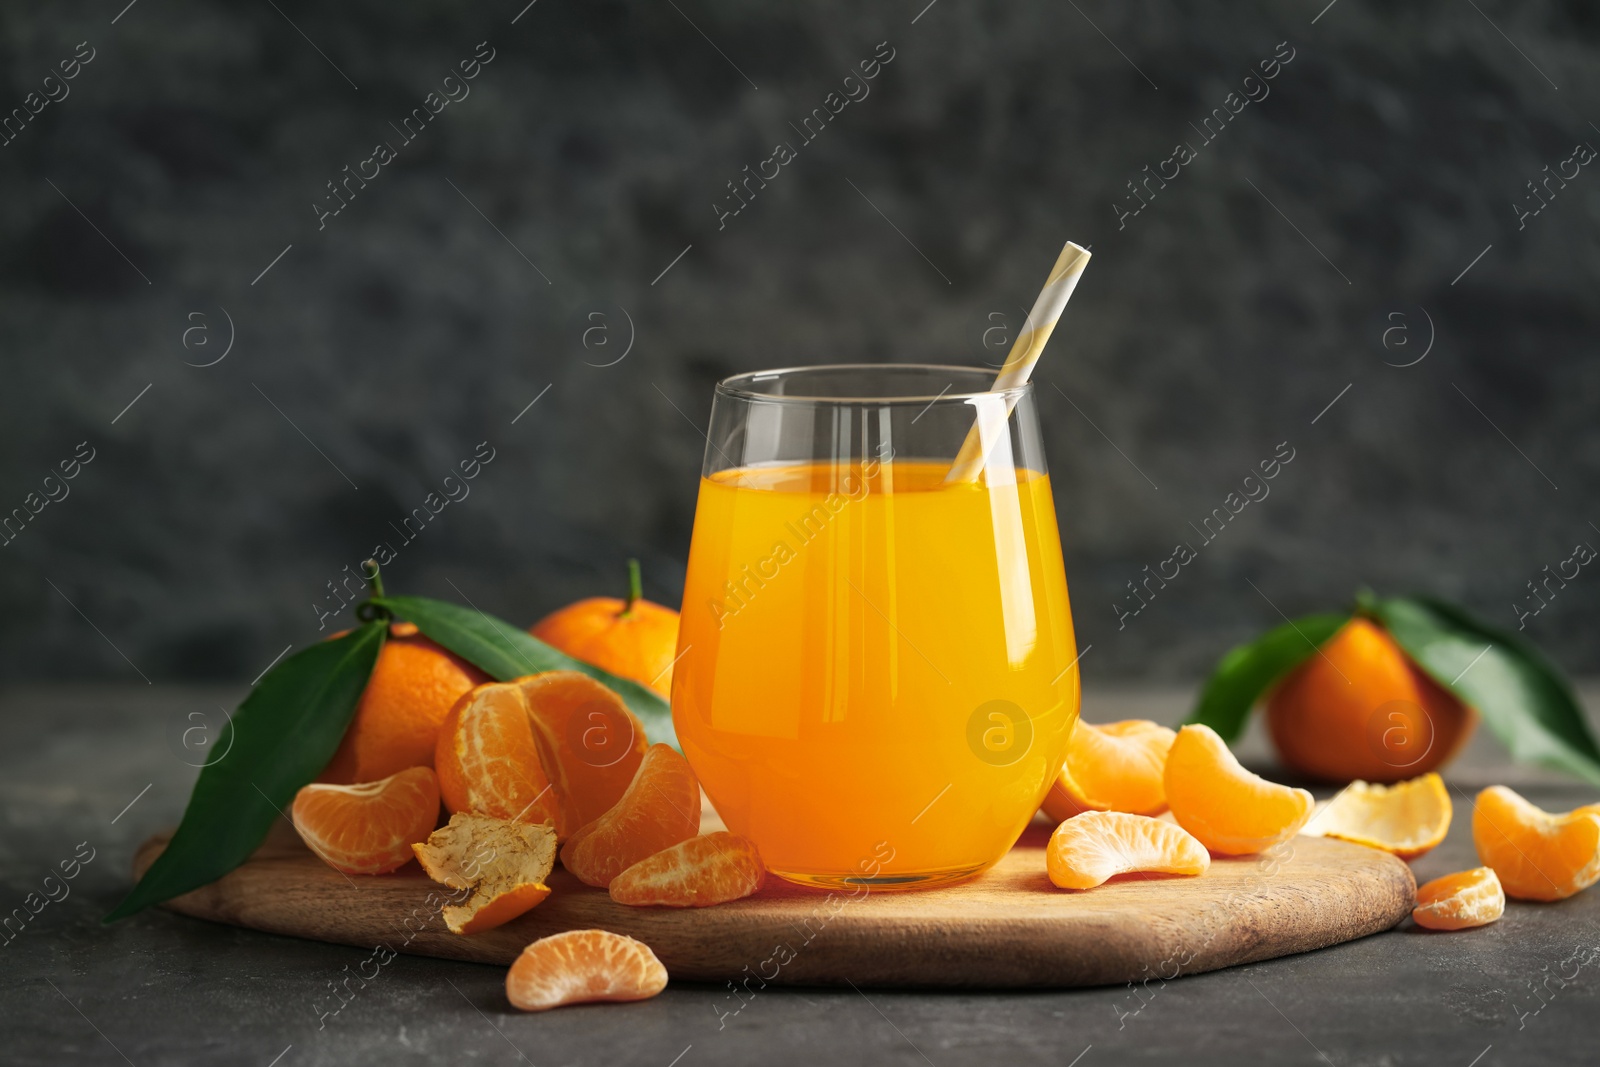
(610, 832), (765, 907)
(291, 766), (440, 875)
(453, 883), (551, 935)
(531, 596), (681, 699)
(1041, 719), (1176, 822)
(1164, 724), (1314, 856)
(1046, 811), (1209, 890)
(506, 930), (668, 1011)
(1472, 785), (1600, 901)
(561, 744), (701, 888)
(412, 813), (557, 935)
(1265, 617), (1476, 783)
(1305, 773), (1452, 860)
(1412, 867), (1505, 931)
(321, 622), (489, 784)
(434, 673), (646, 840)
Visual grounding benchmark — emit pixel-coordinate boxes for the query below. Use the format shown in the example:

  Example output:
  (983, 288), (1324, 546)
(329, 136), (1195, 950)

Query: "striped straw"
(945, 241), (1093, 483)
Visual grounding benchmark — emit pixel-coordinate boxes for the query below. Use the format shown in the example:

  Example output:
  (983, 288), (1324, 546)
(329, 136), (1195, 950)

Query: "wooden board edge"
(133, 832), (1419, 989)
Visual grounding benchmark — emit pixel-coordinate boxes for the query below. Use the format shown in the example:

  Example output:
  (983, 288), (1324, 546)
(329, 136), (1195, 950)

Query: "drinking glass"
(671, 364), (1081, 889)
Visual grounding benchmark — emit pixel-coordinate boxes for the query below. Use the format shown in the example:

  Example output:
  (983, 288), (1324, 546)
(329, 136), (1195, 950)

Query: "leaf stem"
(364, 559), (386, 599)
(622, 558), (642, 618)
(356, 559), (390, 622)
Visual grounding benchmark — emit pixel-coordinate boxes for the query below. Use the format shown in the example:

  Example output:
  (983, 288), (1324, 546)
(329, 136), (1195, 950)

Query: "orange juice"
(672, 459), (1081, 887)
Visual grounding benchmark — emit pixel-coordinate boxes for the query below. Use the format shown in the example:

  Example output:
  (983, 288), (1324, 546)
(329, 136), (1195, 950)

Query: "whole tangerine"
(320, 621), (490, 784)
(1265, 616), (1476, 783)
(530, 560), (680, 699)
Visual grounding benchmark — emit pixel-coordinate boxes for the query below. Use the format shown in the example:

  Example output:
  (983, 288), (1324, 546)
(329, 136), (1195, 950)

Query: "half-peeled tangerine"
(435, 671), (646, 839)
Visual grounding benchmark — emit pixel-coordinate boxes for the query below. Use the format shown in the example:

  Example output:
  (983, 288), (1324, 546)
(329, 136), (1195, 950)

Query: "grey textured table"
(3, 683), (1595, 1066)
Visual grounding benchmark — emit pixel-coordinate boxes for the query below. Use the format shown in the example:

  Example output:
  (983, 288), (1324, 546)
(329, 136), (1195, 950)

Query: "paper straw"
(945, 241), (1092, 483)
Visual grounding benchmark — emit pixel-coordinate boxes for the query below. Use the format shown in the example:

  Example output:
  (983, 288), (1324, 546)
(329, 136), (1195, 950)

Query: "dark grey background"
(3, 0), (1597, 685)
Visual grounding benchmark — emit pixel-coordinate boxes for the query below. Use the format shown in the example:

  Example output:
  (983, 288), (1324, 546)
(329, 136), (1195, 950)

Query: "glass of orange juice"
(672, 364), (1081, 890)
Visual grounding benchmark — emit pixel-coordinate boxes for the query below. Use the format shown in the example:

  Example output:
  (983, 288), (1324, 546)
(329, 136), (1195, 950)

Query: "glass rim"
(714, 363), (1028, 406)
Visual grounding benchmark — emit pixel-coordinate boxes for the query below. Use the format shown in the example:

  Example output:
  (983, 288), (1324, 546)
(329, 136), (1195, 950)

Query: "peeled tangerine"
(611, 832), (765, 907)
(434, 672), (646, 840)
(1304, 773), (1452, 859)
(562, 744), (701, 888)
(412, 812), (557, 934)
(1412, 867), (1505, 931)
(1164, 724), (1314, 855)
(1473, 785), (1600, 902)
(1041, 719), (1176, 821)
(1047, 811), (1209, 890)
(506, 930), (668, 1012)
(291, 766), (440, 875)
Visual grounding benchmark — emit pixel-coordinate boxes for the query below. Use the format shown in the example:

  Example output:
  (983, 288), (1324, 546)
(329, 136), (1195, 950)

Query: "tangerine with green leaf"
(1266, 617), (1475, 782)
(319, 620), (490, 785)
(1188, 592), (1600, 788)
(530, 560), (681, 699)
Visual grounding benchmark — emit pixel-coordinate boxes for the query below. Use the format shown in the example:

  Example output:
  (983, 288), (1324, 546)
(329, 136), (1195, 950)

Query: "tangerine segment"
(1472, 785), (1600, 902)
(292, 766), (440, 875)
(1164, 724), (1314, 856)
(1041, 719), (1176, 821)
(412, 812), (557, 934)
(1047, 811), (1209, 890)
(322, 622), (489, 784)
(1412, 867), (1505, 931)
(515, 671), (647, 834)
(1304, 773), (1452, 860)
(506, 930), (668, 1011)
(610, 832), (765, 907)
(561, 745), (701, 888)
(435, 682), (563, 832)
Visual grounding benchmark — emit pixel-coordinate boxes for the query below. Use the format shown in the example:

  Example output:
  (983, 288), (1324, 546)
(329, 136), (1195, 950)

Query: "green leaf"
(107, 622), (386, 921)
(372, 594), (677, 749)
(1369, 595), (1600, 786)
(1186, 613), (1351, 741)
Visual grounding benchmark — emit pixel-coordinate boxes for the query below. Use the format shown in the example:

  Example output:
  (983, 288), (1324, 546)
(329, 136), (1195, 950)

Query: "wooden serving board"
(135, 818), (1415, 989)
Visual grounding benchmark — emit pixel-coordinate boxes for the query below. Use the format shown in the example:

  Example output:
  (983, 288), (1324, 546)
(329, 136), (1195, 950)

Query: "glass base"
(772, 863), (988, 893)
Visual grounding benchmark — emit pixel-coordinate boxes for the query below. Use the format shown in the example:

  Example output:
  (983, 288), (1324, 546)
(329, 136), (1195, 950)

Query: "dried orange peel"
(1472, 785), (1600, 901)
(1046, 811), (1209, 890)
(506, 930), (668, 1011)
(1164, 724), (1314, 855)
(1041, 719), (1175, 821)
(1412, 867), (1504, 931)
(611, 832), (765, 907)
(1303, 773), (1451, 859)
(412, 812), (557, 934)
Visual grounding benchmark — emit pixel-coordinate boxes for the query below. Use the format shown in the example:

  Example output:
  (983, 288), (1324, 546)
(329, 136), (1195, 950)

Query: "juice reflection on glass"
(672, 366), (1081, 890)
